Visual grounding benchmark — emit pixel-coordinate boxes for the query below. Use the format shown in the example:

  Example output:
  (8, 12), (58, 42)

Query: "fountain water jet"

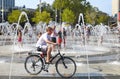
(9, 11), (36, 79)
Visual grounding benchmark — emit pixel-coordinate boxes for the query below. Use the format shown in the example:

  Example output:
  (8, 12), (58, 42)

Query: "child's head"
(37, 32), (42, 39)
(38, 32), (42, 36)
(52, 25), (56, 30)
(46, 27), (53, 35)
(17, 30), (22, 35)
(39, 32), (42, 35)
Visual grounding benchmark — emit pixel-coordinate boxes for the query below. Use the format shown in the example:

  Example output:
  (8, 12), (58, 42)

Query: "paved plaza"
(0, 34), (120, 79)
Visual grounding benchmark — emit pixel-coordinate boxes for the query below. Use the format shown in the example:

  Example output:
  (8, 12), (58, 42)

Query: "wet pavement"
(0, 47), (120, 79)
(0, 35), (120, 79)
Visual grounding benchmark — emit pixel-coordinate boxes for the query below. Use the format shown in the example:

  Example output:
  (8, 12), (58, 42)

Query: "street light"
(39, 0), (41, 13)
(60, 0), (62, 24)
(55, 9), (57, 23)
(1, 0), (4, 22)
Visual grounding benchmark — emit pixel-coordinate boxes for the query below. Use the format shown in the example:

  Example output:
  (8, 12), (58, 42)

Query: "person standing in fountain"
(57, 29), (62, 48)
(63, 28), (67, 47)
(98, 23), (107, 45)
(72, 26), (80, 42)
(17, 30), (22, 47)
(37, 32), (42, 40)
(17, 30), (23, 57)
(85, 26), (91, 44)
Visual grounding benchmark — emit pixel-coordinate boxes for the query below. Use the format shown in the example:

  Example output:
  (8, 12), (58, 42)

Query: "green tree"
(32, 11), (51, 24)
(85, 7), (98, 25)
(53, 0), (66, 10)
(8, 10), (29, 24)
(96, 12), (110, 25)
(62, 8), (75, 24)
(41, 2), (55, 21)
(52, 0), (87, 23)
(8, 10), (21, 23)
(25, 10), (35, 25)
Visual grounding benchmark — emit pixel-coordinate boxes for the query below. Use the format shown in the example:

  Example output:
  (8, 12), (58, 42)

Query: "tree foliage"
(85, 7), (98, 25)
(7, 0), (111, 26)
(62, 8), (75, 23)
(96, 12), (110, 25)
(53, 0), (67, 10)
(32, 11), (51, 24)
(7, 10), (30, 24)
(53, 0), (89, 24)
(52, 0), (110, 25)
(8, 10), (21, 23)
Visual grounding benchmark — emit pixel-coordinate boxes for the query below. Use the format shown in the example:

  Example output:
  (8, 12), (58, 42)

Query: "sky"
(15, 0), (112, 16)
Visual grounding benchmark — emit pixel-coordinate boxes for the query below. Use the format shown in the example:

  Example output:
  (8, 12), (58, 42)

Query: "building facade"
(0, 0), (15, 10)
(112, 0), (120, 21)
(0, 0), (15, 22)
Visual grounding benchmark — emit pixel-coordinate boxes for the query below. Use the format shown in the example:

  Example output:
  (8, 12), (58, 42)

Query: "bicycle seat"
(36, 51), (43, 54)
(36, 51), (47, 55)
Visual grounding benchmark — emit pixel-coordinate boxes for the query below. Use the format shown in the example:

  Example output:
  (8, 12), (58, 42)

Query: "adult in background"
(63, 28), (67, 47)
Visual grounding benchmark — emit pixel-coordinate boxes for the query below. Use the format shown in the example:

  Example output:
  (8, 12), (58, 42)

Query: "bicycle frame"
(42, 49), (64, 64)
(40, 49), (64, 72)
(50, 50), (63, 63)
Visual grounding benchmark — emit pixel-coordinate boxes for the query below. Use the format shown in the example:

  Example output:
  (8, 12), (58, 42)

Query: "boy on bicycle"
(36, 27), (57, 63)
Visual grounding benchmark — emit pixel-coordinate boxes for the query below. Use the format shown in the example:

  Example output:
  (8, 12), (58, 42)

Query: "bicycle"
(24, 45), (77, 78)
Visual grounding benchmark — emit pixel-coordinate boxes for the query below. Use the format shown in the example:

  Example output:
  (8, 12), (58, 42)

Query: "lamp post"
(39, 0), (41, 13)
(55, 9), (57, 23)
(59, 0), (62, 25)
(1, 0), (4, 22)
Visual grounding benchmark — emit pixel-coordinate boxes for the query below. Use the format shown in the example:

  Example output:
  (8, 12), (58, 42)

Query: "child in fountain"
(37, 32), (42, 40)
(17, 30), (22, 46)
(17, 30), (23, 57)
(57, 29), (62, 48)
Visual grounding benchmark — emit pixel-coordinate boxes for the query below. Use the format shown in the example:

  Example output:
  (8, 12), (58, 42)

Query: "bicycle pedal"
(47, 61), (54, 64)
(44, 69), (49, 72)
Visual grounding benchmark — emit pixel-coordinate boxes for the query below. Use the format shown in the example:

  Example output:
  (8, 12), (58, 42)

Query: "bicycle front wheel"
(24, 55), (43, 75)
(56, 57), (76, 78)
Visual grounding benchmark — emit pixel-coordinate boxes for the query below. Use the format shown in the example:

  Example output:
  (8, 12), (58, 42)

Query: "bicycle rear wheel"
(56, 57), (76, 78)
(24, 55), (43, 75)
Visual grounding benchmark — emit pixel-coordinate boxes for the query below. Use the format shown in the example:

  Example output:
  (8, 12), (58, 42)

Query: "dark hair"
(17, 30), (22, 35)
(38, 32), (42, 35)
(46, 27), (53, 32)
